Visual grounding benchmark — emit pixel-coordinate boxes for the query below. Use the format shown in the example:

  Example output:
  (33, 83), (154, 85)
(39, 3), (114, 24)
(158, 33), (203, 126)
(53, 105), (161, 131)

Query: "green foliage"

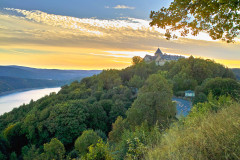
(99, 99), (113, 115)
(22, 145), (41, 160)
(150, 0), (239, 42)
(126, 73), (176, 128)
(0, 57), (238, 159)
(132, 56), (143, 65)
(0, 151), (7, 160)
(88, 102), (108, 133)
(10, 152), (17, 160)
(0, 135), (9, 159)
(163, 56), (235, 94)
(42, 138), (65, 160)
(3, 122), (28, 154)
(108, 116), (127, 143)
(95, 130), (107, 142)
(190, 93), (233, 118)
(147, 103), (240, 160)
(44, 100), (88, 145)
(125, 137), (147, 160)
(128, 75), (145, 89)
(114, 124), (161, 160)
(75, 130), (100, 156)
(193, 92), (207, 104)
(98, 70), (122, 90)
(197, 77), (240, 100)
(84, 139), (113, 160)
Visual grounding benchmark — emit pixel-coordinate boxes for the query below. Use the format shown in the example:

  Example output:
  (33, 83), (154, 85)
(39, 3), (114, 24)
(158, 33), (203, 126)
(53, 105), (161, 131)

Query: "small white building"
(185, 90), (195, 97)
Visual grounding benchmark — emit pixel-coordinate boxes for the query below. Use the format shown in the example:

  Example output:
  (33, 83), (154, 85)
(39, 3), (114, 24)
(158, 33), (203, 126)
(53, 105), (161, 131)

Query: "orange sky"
(0, 8), (240, 70)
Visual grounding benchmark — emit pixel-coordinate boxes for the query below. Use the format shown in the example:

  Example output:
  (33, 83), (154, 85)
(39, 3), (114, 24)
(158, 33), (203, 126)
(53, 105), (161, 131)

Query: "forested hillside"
(0, 76), (63, 95)
(0, 57), (239, 160)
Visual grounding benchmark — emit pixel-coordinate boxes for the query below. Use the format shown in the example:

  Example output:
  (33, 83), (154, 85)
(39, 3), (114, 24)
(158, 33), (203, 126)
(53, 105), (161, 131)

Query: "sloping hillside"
(0, 66), (101, 94)
(0, 65), (101, 80)
(0, 57), (238, 160)
(0, 76), (63, 95)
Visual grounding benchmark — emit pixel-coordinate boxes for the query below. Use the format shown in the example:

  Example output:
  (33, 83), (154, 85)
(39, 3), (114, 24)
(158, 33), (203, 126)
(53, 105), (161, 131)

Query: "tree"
(75, 130), (100, 156)
(88, 102), (108, 133)
(0, 135), (9, 159)
(0, 151), (7, 160)
(126, 73), (176, 128)
(198, 77), (240, 100)
(43, 138), (65, 160)
(99, 99), (113, 116)
(22, 145), (41, 160)
(128, 75), (145, 89)
(3, 122), (28, 154)
(45, 100), (88, 145)
(108, 116), (127, 143)
(132, 56), (143, 65)
(98, 70), (122, 90)
(150, 0), (240, 42)
(84, 139), (113, 160)
(193, 92), (207, 105)
(10, 152), (17, 160)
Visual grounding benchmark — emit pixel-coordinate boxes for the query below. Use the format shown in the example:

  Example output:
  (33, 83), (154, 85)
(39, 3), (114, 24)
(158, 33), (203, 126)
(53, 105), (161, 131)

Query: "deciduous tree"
(150, 0), (240, 42)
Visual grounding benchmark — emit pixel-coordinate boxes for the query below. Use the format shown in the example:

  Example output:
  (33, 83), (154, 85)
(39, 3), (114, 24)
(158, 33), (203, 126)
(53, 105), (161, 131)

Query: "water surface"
(0, 87), (61, 115)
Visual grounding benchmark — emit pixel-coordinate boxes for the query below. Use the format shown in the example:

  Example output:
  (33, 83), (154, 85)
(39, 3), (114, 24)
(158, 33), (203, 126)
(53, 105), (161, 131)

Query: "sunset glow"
(0, 6), (239, 69)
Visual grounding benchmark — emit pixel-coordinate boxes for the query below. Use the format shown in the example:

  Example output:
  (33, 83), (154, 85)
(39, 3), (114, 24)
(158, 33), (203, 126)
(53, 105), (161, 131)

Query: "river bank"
(0, 86), (62, 97)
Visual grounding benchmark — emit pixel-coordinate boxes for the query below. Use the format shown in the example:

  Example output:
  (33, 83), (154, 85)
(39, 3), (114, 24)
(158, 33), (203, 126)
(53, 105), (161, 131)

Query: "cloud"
(113, 5), (135, 9)
(0, 8), (240, 69)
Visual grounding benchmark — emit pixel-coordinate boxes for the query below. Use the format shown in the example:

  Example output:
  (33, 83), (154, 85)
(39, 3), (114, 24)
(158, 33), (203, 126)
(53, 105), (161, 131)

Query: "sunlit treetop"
(150, 0), (240, 43)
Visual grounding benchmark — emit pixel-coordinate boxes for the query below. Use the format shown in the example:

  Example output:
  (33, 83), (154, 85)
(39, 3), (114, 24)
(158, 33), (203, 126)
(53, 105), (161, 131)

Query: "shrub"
(84, 139), (113, 160)
(42, 138), (65, 160)
(75, 130), (100, 156)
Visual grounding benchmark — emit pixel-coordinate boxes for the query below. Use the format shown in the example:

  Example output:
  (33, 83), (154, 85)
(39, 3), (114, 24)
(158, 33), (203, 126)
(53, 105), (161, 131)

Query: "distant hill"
(0, 76), (64, 95)
(232, 68), (240, 80)
(0, 65), (101, 95)
(0, 65), (101, 80)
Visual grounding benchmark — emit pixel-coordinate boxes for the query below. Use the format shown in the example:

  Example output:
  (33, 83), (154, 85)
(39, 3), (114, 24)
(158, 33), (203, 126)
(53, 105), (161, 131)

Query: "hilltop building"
(144, 48), (185, 66)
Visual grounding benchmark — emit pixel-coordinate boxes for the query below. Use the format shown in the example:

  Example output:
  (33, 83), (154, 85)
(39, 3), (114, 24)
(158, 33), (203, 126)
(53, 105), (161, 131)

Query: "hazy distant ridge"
(0, 65), (101, 80)
(0, 65), (101, 95)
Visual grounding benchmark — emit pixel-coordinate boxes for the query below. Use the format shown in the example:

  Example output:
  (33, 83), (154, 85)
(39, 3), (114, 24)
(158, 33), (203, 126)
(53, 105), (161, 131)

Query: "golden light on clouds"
(0, 8), (240, 69)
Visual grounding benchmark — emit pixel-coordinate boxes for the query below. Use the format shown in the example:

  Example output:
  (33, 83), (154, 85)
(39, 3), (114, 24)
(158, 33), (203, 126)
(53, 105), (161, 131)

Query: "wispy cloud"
(113, 5), (135, 9)
(0, 8), (240, 69)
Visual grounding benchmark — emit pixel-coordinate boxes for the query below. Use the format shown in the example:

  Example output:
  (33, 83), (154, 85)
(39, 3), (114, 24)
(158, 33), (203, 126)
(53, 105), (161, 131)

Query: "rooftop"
(155, 48), (163, 55)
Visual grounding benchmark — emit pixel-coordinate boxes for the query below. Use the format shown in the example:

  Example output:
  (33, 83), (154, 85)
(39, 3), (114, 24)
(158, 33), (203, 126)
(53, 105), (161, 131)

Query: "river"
(0, 87), (61, 115)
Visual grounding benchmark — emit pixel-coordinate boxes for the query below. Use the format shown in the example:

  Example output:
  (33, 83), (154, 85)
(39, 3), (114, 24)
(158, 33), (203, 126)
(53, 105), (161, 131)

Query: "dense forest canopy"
(0, 56), (239, 159)
(150, 0), (240, 42)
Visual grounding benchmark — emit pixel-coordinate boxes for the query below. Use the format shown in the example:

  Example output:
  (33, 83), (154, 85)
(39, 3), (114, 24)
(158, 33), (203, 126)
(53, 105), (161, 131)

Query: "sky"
(0, 0), (240, 70)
